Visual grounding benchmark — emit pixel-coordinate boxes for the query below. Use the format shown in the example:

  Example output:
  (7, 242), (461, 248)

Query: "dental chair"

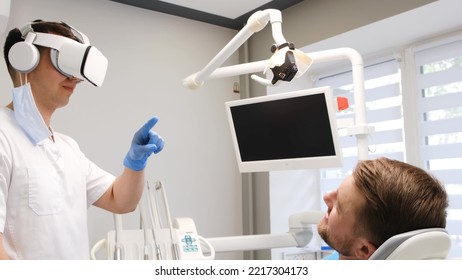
(369, 228), (451, 260)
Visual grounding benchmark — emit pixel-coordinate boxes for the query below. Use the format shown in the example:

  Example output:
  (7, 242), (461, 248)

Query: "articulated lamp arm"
(185, 46), (371, 160)
(183, 9), (288, 89)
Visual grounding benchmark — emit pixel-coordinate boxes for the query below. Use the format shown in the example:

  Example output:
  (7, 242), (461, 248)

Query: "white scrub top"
(0, 108), (115, 259)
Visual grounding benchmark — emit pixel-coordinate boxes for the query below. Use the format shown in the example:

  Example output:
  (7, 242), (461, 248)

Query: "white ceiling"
(110, 0), (303, 29)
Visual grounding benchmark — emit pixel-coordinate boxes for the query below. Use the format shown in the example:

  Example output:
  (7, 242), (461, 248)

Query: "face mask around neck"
(12, 82), (52, 145)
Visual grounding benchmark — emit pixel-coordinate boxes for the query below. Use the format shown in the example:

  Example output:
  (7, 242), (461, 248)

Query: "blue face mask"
(12, 82), (52, 145)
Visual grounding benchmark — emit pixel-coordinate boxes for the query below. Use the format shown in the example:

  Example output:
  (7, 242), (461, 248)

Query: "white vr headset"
(8, 23), (108, 87)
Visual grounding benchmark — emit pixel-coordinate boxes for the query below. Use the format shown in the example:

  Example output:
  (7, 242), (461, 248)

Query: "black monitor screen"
(230, 93), (336, 162)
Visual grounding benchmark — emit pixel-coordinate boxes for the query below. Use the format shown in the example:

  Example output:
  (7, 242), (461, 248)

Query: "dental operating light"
(183, 9), (371, 161)
(182, 9), (312, 89)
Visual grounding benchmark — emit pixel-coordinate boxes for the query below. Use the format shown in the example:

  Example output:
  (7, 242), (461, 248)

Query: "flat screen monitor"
(225, 86), (342, 173)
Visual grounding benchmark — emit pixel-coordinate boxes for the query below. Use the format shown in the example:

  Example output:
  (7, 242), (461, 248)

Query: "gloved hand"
(123, 117), (165, 171)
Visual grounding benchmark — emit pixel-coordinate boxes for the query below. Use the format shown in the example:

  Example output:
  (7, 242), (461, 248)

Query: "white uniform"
(0, 107), (115, 259)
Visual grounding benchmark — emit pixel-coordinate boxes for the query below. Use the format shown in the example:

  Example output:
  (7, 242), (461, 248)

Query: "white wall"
(0, 0), (243, 259)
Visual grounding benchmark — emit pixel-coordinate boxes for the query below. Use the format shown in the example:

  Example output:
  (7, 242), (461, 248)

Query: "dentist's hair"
(352, 157), (448, 248)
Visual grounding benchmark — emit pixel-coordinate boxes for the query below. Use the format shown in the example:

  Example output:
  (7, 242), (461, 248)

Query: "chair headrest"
(369, 228), (451, 260)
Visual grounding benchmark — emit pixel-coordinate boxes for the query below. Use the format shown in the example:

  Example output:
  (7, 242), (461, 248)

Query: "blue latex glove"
(123, 117), (165, 171)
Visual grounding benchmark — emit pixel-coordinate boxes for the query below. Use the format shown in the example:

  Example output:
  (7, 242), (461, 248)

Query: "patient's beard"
(317, 221), (355, 258)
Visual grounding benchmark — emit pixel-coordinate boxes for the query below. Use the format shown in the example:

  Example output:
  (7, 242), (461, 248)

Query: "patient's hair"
(3, 20), (79, 79)
(352, 157), (448, 248)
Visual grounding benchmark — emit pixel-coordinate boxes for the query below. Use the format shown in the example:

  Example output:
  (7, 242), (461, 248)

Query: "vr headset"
(8, 23), (108, 87)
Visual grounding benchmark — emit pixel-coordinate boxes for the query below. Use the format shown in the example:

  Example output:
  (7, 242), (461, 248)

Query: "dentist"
(0, 20), (164, 259)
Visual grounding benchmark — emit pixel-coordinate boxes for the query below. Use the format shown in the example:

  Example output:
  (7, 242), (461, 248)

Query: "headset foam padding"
(49, 48), (69, 77)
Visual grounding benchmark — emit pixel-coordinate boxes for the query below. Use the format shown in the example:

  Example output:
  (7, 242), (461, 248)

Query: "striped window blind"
(414, 37), (462, 258)
(311, 34), (462, 257)
(314, 58), (404, 205)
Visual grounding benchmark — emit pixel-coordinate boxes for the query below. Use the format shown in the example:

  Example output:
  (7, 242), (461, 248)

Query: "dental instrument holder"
(104, 181), (320, 259)
(105, 181), (215, 260)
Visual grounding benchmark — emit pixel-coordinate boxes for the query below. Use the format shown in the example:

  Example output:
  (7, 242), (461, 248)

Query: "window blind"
(314, 59), (404, 202)
(414, 37), (462, 258)
(311, 35), (462, 257)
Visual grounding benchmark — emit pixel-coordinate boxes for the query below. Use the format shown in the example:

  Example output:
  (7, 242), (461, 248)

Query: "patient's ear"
(354, 238), (377, 260)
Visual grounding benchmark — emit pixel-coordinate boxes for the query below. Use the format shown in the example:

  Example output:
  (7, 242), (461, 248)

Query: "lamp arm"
(188, 47), (370, 159)
(307, 48), (368, 160)
(182, 9), (286, 89)
(250, 74), (280, 87)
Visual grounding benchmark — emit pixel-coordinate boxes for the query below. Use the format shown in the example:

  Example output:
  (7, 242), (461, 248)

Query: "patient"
(317, 157), (448, 260)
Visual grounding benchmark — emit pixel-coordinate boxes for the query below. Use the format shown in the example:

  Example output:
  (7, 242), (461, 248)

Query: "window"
(314, 58), (404, 203)
(413, 36), (462, 258)
(313, 32), (462, 258)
